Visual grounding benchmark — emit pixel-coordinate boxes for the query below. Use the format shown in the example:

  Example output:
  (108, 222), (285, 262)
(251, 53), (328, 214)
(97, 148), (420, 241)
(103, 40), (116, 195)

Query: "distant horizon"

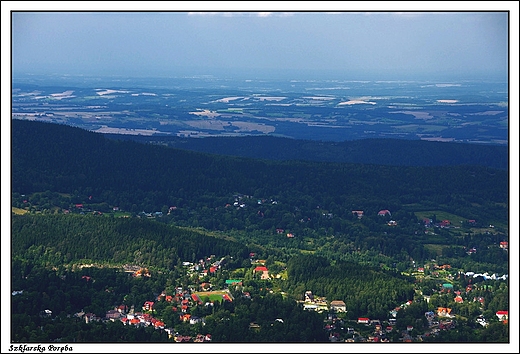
(11, 69), (508, 84)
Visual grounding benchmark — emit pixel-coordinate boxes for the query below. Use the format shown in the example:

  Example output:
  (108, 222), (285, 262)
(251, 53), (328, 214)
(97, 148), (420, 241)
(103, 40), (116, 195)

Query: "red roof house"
(142, 301), (154, 311)
(496, 310), (508, 321)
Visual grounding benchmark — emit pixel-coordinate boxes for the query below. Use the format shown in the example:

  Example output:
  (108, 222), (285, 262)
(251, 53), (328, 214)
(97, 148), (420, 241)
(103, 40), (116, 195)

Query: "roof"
(496, 310), (508, 315)
(254, 266), (268, 272)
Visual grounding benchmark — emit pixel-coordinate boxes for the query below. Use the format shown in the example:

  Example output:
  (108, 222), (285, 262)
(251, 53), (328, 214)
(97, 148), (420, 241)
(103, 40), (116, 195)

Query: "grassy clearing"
(112, 211), (132, 218)
(414, 210), (467, 225)
(423, 243), (445, 256)
(194, 290), (232, 303)
(12, 207), (28, 215)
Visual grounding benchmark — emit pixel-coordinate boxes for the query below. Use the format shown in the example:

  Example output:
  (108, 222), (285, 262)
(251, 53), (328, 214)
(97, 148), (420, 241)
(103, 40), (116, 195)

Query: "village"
(12, 194), (509, 343)
(64, 249), (508, 343)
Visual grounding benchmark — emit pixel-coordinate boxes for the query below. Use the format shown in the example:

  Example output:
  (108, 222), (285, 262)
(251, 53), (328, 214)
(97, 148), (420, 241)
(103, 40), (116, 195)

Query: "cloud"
(187, 12), (295, 18)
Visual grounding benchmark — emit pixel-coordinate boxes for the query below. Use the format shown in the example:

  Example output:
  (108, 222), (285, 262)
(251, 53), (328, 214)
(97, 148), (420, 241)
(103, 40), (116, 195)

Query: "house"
(286, 233), (295, 238)
(142, 301), (154, 311)
(254, 266), (269, 279)
(41, 309), (52, 318)
(357, 317), (370, 324)
(106, 310), (121, 320)
(225, 279), (242, 286)
(276, 228), (285, 234)
(191, 293), (202, 304)
(303, 303), (318, 311)
(154, 321), (165, 329)
(352, 210), (364, 219)
(190, 316), (202, 325)
(304, 291), (314, 302)
(499, 241), (508, 249)
(84, 313), (98, 323)
(378, 209), (391, 216)
(330, 300), (346, 313)
(440, 220), (451, 227)
(442, 283), (454, 292)
(454, 295), (464, 303)
(496, 311), (508, 321)
(437, 307), (452, 317)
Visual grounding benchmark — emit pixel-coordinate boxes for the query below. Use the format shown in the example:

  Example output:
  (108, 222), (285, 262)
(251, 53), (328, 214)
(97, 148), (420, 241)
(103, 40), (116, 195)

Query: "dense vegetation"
(12, 214), (249, 268)
(10, 120), (509, 344)
(12, 120), (508, 229)
(105, 133), (509, 170)
(285, 254), (415, 319)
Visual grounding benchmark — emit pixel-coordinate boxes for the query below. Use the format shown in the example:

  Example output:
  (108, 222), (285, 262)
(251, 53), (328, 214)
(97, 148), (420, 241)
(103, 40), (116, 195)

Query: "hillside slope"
(104, 134), (509, 170)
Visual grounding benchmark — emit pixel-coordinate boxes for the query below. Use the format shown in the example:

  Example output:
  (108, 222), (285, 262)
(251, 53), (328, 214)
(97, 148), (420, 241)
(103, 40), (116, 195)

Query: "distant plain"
(11, 74), (508, 145)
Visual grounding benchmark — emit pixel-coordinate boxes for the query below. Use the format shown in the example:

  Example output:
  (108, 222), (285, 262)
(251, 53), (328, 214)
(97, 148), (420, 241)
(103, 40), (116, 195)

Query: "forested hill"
(12, 214), (249, 267)
(12, 120), (508, 224)
(103, 133), (508, 170)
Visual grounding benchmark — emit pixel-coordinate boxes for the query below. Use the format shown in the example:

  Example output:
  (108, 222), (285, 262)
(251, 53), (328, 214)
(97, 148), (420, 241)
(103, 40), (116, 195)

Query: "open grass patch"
(12, 207), (29, 215)
(112, 211), (132, 218)
(415, 210), (467, 225)
(194, 289), (233, 303)
(423, 243), (445, 256)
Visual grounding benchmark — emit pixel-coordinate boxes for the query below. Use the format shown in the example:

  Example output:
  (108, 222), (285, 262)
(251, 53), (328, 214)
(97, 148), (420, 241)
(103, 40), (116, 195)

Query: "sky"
(6, 4), (514, 81)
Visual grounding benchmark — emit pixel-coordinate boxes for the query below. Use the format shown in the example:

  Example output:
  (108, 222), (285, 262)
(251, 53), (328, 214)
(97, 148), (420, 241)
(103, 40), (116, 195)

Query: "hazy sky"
(9, 8), (510, 80)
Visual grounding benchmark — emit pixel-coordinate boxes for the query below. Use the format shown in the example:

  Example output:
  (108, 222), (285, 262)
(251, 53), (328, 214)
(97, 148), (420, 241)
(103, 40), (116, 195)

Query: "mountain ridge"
(102, 133), (508, 170)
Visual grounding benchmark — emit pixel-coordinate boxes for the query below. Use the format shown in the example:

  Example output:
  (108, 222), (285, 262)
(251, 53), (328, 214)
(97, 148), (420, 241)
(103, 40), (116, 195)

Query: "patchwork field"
(12, 75), (508, 144)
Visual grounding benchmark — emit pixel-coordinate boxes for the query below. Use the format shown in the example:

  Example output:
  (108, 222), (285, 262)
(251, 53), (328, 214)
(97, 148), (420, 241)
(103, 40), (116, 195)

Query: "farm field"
(11, 74), (508, 144)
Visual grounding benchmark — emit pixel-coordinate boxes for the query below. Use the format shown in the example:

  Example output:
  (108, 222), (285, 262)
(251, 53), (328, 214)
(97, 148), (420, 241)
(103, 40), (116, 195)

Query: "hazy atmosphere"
(10, 10), (509, 80)
(4, 3), (520, 352)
